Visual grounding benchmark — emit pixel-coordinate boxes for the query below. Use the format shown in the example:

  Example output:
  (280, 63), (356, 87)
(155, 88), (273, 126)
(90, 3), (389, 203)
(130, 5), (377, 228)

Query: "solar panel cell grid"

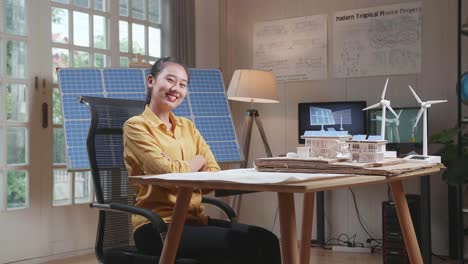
(172, 98), (191, 117)
(190, 93), (230, 116)
(188, 69), (225, 93)
(103, 69), (146, 94)
(107, 93), (146, 101)
(64, 120), (91, 169)
(62, 94), (100, 120)
(58, 69), (103, 94)
(209, 141), (242, 162)
(194, 117), (237, 142)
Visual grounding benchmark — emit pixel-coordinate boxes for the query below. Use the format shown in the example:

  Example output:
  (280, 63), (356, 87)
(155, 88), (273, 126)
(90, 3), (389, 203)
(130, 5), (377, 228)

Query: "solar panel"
(352, 135), (367, 141)
(58, 68), (242, 170)
(303, 130), (348, 137)
(310, 106), (335, 126)
(332, 109), (352, 125)
(368, 135), (384, 141)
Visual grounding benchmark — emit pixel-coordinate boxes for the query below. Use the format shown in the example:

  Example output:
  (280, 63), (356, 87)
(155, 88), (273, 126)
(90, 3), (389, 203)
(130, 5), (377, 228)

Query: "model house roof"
(301, 130), (350, 138)
(347, 134), (387, 143)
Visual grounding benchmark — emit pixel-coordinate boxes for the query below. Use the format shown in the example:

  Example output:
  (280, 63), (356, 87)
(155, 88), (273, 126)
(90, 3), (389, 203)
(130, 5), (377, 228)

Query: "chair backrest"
(81, 96), (146, 262)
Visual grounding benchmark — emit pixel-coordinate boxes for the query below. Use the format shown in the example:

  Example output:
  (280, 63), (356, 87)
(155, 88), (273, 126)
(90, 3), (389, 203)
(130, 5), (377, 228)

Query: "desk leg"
(316, 191), (325, 245)
(300, 192), (315, 264)
(278, 192), (299, 264)
(420, 175), (432, 264)
(159, 187), (193, 264)
(390, 180), (423, 264)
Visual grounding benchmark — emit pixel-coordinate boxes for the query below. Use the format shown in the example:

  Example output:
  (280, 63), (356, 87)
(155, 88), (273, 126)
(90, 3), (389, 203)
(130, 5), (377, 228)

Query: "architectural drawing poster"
(254, 15), (327, 82)
(333, 2), (422, 78)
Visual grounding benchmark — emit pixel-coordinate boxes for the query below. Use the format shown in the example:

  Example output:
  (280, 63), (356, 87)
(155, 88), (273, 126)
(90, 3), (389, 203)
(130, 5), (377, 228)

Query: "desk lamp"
(227, 69), (279, 167)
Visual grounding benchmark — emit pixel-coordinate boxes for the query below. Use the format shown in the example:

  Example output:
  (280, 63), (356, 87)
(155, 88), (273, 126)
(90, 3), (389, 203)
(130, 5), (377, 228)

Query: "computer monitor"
(367, 107), (424, 156)
(298, 101), (367, 144)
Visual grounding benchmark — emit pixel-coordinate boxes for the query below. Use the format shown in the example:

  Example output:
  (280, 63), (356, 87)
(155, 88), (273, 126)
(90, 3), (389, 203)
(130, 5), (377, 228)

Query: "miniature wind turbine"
(363, 78), (399, 140)
(408, 85), (447, 158)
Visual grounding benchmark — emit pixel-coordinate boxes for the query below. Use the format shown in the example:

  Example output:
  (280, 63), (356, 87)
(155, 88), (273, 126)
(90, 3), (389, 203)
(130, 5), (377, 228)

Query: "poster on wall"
(254, 15), (328, 82)
(333, 2), (422, 78)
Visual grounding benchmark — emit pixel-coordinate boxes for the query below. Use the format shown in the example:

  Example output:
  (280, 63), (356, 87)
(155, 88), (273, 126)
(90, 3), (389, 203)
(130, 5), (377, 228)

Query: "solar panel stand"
(240, 109), (273, 168)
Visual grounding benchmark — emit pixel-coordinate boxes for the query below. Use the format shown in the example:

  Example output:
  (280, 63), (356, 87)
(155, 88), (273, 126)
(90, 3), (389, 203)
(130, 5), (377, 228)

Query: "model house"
(301, 130), (351, 158)
(347, 135), (387, 163)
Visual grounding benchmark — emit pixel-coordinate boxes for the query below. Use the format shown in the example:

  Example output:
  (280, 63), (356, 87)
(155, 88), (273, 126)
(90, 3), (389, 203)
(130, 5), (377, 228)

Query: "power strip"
(331, 246), (372, 254)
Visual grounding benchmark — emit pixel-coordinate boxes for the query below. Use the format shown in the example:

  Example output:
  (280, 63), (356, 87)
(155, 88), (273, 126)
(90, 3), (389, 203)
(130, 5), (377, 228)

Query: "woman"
(123, 57), (281, 264)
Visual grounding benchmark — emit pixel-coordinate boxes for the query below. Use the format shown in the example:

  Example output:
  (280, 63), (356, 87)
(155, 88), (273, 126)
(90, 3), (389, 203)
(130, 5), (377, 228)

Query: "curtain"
(171, 0), (196, 67)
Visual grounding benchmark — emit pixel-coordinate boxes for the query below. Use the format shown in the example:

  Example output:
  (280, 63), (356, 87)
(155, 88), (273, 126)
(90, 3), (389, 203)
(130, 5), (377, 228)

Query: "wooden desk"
(129, 166), (442, 264)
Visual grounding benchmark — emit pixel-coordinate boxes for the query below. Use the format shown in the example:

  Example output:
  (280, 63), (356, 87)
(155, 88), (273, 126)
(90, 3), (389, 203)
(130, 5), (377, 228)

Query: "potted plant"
(430, 126), (468, 185)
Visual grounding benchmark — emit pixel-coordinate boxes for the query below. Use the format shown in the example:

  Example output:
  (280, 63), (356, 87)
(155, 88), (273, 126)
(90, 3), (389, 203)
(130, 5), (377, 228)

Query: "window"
(50, 0), (165, 206)
(1, 0), (30, 211)
(51, 0), (111, 206)
(118, 0), (161, 66)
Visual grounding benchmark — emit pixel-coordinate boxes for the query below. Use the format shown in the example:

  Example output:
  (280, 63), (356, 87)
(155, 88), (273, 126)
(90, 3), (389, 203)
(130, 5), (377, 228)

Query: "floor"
(43, 248), (457, 264)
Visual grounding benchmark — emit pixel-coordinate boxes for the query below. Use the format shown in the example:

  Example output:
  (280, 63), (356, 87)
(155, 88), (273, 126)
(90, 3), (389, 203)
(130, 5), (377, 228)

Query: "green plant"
(430, 126), (468, 185)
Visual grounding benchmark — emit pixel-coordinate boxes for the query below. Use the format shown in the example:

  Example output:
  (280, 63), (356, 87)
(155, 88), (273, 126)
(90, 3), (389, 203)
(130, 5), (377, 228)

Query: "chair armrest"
(90, 203), (168, 241)
(201, 197), (238, 222)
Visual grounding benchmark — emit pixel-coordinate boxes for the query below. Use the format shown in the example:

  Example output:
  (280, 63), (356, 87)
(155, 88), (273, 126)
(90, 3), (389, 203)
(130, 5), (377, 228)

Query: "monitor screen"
(367, 107), (424, 156)
(298, 101), (367, 144)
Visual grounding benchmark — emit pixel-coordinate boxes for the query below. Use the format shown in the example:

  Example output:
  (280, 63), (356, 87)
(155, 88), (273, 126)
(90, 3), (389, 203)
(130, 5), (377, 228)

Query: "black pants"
(134, 218), (281, 264)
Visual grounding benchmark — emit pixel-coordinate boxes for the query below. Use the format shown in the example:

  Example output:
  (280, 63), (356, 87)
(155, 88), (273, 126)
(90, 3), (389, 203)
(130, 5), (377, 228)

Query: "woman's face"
(148, 62), (188, 113)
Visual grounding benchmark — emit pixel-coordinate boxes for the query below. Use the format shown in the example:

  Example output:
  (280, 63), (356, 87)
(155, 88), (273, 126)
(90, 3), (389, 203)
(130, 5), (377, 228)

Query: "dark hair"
(146, 57), (190, 105)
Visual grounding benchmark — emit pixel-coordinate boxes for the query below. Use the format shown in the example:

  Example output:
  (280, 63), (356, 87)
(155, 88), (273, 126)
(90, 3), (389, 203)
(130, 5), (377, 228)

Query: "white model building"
(301, 130), (351, 158)
(347, 135), (387, 163)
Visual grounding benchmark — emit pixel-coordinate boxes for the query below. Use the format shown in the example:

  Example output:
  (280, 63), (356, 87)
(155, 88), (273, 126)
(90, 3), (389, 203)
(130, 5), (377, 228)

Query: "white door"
(0, 0), (163, 262)
(0, 0), (51, 261)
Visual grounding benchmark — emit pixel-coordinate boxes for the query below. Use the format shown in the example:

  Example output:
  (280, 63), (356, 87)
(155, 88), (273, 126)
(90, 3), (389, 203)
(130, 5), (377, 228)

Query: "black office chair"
(80, 96), (237, 264)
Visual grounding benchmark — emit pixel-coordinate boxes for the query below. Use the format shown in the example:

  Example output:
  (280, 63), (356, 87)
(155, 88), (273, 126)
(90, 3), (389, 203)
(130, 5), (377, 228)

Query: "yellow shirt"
(123, 106), (220, 231)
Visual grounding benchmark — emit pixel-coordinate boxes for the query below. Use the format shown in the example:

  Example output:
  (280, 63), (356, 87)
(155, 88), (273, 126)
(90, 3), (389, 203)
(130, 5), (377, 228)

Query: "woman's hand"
(162, 152), (206, 172)
(188, 155), (207, 172)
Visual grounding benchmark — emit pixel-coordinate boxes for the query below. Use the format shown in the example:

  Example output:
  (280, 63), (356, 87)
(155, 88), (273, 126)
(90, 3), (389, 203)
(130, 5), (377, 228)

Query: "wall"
(195, 0), (220, 68)
(219, 0), (462, 255)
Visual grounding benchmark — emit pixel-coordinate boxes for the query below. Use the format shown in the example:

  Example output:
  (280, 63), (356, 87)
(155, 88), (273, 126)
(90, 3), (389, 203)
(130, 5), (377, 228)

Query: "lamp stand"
(240, 109), (273, 168)
(230, 109), (274, 217)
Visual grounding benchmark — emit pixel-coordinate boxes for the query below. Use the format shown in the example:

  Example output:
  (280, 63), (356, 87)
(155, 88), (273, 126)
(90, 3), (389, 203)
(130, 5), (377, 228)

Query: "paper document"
(254, 15), (328, 81)
(141, 168), (347, 184)
(333, 2), (422, 78)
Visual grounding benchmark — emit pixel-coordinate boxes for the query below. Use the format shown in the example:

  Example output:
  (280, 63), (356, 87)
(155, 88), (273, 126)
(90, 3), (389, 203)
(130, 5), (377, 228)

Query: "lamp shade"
(227, 69), (279, 103)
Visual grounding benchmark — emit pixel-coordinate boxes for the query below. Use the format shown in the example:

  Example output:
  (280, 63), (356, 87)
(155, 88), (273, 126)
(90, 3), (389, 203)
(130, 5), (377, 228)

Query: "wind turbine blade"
(381, 78), (389, 99)
(387, 105), (399, 118)
(363, 102), (381, 111)
(397, 110), (403, 118)
(426, 100), (447, 104)
(408, 85), (422, 104)
(414, 107), (424, 128)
